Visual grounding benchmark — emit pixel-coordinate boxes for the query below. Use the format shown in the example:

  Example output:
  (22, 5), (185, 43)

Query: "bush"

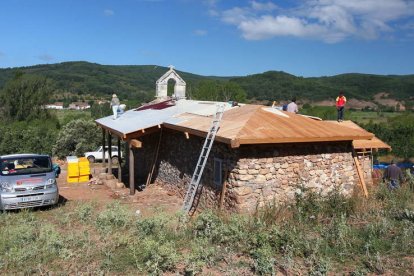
(128, 237), (179, 275)
(52, 119), (100, 158)
(251, 244), (277, 275)
(96, 202), (133, 233)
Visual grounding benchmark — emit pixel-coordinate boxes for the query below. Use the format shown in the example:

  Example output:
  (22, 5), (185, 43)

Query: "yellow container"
(67, 156), (79, 177)
(67, 167), (79, 177)
(67, 176), (79, 183)
(66, 156), (90, 183)
(78, 175), (90, 182)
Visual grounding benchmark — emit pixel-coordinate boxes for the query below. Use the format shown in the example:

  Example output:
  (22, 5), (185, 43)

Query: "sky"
(0, 0), (414, 77)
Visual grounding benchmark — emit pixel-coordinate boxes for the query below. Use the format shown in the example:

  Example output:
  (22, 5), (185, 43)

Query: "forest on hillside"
(0, 62), (413, 107)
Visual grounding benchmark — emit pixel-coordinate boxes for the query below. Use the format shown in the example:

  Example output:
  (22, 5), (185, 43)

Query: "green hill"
(0, 61), (413, 105)
(230, 71), (414, 102)
(0, 61), (225, 105)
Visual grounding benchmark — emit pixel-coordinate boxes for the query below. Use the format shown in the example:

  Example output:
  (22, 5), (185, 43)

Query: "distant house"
(68, 102), (90, 110)
(95, 68), (390, 213)
(95, 100), (109, 105)
(45, 102), (64, 109)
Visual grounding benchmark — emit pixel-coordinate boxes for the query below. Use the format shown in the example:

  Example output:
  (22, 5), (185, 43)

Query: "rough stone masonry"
(138, 129), (358, 213)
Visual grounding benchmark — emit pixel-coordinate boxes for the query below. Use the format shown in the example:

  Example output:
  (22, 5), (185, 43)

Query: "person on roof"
(383, 160), (404, 190)
(335, 91), (347, 122)
(286, 97), (299, 113)
(110, 94), (120, 120)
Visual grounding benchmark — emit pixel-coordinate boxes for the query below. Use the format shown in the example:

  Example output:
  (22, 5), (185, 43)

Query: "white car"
(84, 146), (122, 164)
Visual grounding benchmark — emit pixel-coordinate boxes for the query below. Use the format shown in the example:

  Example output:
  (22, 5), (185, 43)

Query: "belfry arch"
(155, 65), (186, 99)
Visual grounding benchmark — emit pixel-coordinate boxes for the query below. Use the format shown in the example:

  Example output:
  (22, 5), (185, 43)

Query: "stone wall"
(227, 143), (357, 213)
(154, 129), (235, 209)
(139, 129), (359, 213)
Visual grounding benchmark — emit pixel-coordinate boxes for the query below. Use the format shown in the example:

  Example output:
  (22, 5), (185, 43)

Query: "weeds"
(0, 184), (413, 274)
(95, 202), (133, 233)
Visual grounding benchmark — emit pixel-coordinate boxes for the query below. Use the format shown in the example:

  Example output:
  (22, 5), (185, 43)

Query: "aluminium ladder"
(182, 104), (225, 213)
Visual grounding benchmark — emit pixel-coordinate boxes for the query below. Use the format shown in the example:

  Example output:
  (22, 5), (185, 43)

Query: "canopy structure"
(96, 101), (376, 147)
(325, 120), (391, 151)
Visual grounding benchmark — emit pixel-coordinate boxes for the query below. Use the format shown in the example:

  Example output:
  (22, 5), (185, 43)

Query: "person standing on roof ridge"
(335, 91), (346, 122)
(287, 97), (299, 113)
(110, 94), (120, 120)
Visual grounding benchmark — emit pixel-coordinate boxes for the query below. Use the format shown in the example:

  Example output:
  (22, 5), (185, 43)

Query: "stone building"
(95, 68), (390, 213)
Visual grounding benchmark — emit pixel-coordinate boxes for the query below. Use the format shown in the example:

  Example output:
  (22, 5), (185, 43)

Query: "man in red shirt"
(336, 91), (347, 122)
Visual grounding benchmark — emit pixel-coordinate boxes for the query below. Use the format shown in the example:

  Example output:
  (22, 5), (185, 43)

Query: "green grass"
(0, 179), (413, 275)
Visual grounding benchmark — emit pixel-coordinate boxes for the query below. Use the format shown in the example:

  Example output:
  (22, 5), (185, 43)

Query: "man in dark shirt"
(383, 160), (404, 189)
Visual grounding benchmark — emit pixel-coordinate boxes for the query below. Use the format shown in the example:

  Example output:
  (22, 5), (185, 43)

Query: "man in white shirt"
(287, 97), (298, 113)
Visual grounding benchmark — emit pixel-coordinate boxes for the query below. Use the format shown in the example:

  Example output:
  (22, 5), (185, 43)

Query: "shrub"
(184, 238), (218, 275)
(52, 119), (100, 158)
(128, 237), (179, 275)
(96, 202), (133, 233)
(251, 244), (277, 275)
(75, 202), (94, 222)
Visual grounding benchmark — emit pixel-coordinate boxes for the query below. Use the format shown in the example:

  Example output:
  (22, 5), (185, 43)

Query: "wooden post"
(108, 132), (112, 175)
(117, 138), (122, 183)
(353, 154), (368, 198)
(146, 129), (162, 187)
(219, 168), (229, 210)
(102, 129), (106, 167)
(129, 141), (135, 195)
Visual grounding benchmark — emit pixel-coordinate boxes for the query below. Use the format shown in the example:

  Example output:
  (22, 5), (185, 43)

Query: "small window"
(213, 158), (223, 189)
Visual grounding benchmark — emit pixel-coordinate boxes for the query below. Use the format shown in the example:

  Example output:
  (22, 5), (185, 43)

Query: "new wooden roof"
(164, 105), (374, 147)
(325, 120), (391, 150)
(353, 137), (391, 150)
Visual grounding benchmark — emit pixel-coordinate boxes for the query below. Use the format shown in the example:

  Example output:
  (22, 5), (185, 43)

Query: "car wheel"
(111, 156), (119, 165)
(87, 156), (96, 163)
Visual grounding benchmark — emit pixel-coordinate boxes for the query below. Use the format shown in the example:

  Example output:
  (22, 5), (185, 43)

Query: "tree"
(192, 80), (247, 102)
(0, 119), (59, 155)
(91, 102), (112, 119)
(52, 119), (101, 159)
(0, 72), (52, 121)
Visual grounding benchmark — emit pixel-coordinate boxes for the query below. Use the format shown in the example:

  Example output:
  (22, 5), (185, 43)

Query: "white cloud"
(203, 0), (220, 17)
(193, 29), (207, 36)
(251, 1), (277, 12)
(216, 0), (414, 43)
(38, 54), (54, 62)
(104, 9), (114, 16)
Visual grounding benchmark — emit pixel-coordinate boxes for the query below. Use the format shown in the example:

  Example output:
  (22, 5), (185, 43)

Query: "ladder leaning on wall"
(182, 104), (225, 214)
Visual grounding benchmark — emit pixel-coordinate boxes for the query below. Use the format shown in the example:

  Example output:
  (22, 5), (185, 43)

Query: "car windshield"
(0, 156), (52, 176)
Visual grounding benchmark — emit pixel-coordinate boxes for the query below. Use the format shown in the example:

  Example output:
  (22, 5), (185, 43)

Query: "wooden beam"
(102, 128), (106, 167)
(108, 132), (112, 175)
(130, 139), (142, 148)
(237, 135), (374, 145)
(117, 138), (122, 183)
(353, 155), (368, 198)
(129, 141), (135, 195)
(123, 126), (161, 140)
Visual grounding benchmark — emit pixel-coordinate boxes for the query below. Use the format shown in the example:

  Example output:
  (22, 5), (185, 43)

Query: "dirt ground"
(57, 164), (183, 217)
